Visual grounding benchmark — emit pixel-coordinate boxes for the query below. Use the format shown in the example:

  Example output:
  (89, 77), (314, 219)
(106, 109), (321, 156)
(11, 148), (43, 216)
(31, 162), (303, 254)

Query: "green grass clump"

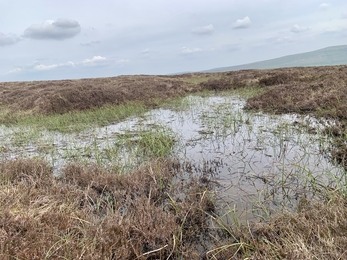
(10, 102), (147, 133)
(136, 128), (177, 158)
(116, 127), (177, 160)
(182, 74), (221, 84)
(226, 86), (265, 99)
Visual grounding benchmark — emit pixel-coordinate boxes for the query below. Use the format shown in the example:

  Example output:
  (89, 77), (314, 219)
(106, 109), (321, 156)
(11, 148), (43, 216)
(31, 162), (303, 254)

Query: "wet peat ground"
(1, 65), (347, 259)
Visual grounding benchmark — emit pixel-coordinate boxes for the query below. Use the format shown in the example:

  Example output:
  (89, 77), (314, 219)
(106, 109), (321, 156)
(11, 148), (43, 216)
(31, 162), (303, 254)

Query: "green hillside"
(204, 45), (347, 72)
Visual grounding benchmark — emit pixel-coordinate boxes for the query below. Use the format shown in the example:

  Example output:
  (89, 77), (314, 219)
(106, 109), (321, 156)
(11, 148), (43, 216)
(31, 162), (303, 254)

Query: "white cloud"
(34, 61), (75, 71)
(5, 68), (21, 75)
(342, 13), (347, 19)
(191, 24), (214, 35)
(82, 56), (106, 64)
(0, 32), (20, 47)
(23, 18), (81, 40)
(233, 16), (251, 29)
(181, 47), (202, 54)
(319, 3), (330, 10)
(5, 58), (101, 76)
(291, 24), (309, 33)
(67, 61), (75, 67)
(35, 64), (59, 70)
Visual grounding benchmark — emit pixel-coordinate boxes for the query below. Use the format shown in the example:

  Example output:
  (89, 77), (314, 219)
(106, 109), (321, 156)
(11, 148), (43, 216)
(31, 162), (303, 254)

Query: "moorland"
(1, 65), (347, 259)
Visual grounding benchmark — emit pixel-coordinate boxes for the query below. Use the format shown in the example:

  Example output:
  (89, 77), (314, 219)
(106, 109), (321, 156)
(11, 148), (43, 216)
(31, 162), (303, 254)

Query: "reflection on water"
(0, 95), (344, 219)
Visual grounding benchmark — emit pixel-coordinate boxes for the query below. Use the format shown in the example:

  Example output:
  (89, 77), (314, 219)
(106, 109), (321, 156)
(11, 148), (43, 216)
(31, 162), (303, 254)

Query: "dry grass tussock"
(0, 158), (220, 259)
(203, 193), (347, 260)
(248, 194), (347, 259)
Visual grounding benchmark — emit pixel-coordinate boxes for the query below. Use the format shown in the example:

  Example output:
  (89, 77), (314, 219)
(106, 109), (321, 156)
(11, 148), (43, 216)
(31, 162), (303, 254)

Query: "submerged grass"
(133, 127), (177, 158)
(109, 127), (177, 172)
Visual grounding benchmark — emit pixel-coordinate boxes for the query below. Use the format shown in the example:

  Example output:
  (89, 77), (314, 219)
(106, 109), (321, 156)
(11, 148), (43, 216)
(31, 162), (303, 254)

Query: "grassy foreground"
(1, 66), (347, 259)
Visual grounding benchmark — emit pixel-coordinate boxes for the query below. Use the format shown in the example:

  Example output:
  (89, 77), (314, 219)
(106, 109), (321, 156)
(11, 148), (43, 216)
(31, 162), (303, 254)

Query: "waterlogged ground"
(0, 94), (345, 219)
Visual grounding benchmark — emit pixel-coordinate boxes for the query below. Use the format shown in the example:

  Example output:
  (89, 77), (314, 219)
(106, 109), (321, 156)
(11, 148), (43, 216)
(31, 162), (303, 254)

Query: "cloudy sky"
(1, 0), (346, 81)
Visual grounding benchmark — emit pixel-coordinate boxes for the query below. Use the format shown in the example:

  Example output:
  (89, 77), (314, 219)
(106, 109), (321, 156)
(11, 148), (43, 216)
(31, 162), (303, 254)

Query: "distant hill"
(203, 45), (347, 72)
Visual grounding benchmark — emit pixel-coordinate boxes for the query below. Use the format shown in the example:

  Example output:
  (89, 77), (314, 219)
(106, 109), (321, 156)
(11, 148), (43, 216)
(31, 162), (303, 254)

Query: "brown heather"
(0, 75), (198, 116)
(0, 158), (217, 259)
(245, 66), (347, 118)
(212, 193), (347, 259)
(2, 158), (347, 259)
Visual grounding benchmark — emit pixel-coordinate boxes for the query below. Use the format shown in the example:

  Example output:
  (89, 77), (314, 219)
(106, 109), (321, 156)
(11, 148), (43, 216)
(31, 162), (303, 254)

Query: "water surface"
(0, 94), (344, 219)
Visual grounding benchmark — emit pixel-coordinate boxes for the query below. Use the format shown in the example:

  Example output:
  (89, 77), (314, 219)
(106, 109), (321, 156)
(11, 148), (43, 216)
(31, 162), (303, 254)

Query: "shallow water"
(0, 94), (344, 219)
(135, 96), (344, 217)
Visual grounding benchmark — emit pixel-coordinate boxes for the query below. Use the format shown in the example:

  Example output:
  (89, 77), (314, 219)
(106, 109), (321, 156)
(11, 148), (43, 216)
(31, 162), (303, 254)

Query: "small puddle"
(0, 95), (344, 220)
